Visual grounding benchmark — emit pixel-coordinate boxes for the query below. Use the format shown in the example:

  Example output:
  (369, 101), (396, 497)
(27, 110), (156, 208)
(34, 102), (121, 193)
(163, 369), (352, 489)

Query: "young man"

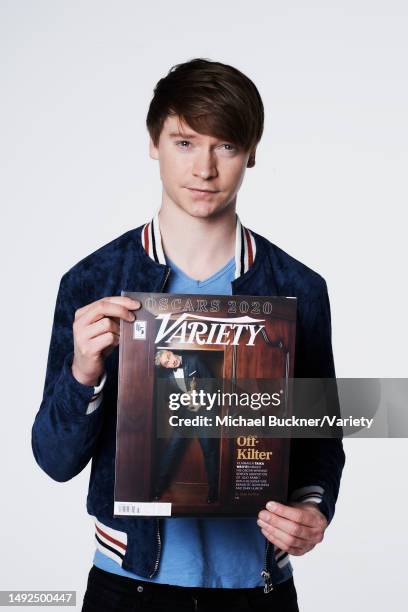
(32, 58), (345, 611)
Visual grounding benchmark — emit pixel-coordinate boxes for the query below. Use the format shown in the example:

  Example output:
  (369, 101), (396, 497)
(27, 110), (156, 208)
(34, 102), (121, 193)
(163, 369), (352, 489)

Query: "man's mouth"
(186, 187), (219, 193)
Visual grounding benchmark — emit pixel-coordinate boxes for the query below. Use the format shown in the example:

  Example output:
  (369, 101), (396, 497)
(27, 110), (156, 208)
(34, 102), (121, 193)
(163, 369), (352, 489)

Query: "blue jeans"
(82, 566), (300, 611)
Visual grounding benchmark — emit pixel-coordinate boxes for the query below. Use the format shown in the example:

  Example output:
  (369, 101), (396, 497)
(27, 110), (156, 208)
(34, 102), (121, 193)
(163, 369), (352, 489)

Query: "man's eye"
(222, 144), (236, 151)
(176, 140), (191, 148)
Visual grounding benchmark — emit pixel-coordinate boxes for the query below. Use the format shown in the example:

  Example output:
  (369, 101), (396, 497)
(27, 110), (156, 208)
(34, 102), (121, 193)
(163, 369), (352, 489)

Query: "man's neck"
(158, 199), (237, 281)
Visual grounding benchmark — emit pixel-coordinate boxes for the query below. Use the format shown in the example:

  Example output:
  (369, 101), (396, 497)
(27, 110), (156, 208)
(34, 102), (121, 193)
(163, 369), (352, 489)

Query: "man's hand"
(257, 500), (328, 556)
(72, 296), (141, 386)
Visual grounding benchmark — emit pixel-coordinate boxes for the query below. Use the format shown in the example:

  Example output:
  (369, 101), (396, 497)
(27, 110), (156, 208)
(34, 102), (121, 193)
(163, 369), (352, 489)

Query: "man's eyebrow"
(168, 132), (198, 139)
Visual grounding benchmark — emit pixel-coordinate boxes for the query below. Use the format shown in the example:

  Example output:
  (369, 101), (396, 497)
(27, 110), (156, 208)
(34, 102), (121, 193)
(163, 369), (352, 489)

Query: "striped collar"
(141, 212), (256, 279)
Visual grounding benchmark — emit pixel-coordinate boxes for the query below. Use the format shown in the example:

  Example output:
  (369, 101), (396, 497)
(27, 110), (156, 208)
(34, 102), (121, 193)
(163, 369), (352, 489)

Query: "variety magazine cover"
(114, 292), (297, 517)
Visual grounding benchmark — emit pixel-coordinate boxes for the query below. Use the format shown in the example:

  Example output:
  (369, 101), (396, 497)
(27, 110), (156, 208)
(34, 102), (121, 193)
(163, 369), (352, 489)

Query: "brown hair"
(146, 58), (264, 154)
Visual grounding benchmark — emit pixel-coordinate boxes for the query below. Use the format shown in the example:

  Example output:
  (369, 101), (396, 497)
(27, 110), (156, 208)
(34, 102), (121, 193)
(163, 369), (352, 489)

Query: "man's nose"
(192, 150), (218, 179)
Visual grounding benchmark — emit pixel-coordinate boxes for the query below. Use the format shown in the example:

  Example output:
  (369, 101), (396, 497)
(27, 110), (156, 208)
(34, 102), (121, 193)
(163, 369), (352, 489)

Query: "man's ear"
(247, 147), (257, 168)
(149, 137), (159, 160)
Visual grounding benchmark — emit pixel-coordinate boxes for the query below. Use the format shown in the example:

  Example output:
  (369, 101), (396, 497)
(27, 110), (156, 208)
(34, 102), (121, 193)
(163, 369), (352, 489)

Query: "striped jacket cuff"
(86, 371), (107, 415)
(289, 485), (325, 505)
(289, 485), (336, 525)
(274, 545), (291, 569)
(93, 517), (128, 566)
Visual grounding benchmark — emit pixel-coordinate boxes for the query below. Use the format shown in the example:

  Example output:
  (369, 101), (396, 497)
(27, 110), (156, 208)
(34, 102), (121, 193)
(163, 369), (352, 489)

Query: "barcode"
(114, 501), (172, 516)
(118, 504), (140, 514)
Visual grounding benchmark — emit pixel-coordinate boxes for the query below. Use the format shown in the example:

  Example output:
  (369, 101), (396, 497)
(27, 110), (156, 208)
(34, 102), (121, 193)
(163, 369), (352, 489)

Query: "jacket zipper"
(149, 264), (171, 578)
(149, 518), (162, 578)
(230, 279), (275, 594)
(160, 266), (171, 291)
(261, 541), (274, 593)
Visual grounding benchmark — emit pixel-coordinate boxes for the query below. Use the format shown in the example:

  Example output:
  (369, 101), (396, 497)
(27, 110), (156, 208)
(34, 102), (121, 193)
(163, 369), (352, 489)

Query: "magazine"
(114, 292), (297, 517)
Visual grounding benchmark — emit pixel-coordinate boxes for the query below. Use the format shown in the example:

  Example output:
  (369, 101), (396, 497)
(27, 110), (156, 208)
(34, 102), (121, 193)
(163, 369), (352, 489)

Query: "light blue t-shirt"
(93, 255), (293, 587)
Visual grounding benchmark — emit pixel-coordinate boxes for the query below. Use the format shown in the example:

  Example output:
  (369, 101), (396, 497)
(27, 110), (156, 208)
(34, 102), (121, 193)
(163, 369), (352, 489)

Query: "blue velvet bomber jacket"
(32, 216), (345, 592)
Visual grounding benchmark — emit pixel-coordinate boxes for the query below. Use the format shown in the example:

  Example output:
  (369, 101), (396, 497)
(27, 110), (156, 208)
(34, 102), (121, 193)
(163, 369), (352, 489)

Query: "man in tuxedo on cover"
(154, 349), (220, 503)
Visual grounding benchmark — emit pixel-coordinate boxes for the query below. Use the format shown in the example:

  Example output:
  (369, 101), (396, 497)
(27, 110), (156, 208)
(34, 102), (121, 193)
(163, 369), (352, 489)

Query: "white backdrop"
(1, 1), (407, 610)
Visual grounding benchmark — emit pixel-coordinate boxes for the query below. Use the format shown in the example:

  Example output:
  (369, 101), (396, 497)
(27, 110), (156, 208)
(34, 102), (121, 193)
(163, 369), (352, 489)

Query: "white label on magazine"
(114, 501), (172, 516)
(133, 321), (147, 340)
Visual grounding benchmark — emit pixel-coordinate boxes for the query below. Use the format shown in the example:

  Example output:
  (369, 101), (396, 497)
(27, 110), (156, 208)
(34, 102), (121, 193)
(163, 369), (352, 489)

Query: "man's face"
(159, 350), (182, 369)
(149, 115), (256, 218)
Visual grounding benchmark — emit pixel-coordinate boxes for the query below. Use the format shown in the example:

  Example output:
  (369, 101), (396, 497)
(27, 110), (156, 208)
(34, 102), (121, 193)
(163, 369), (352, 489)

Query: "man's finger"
(84, 317), (121, 341)
(260, 527), (316, 557)
(76, 300), (139, 327)
(258, 510), (316, 541)
(89, 330), (120, 355)
(260, 527), (292, 551)
(75, 296), (141, 320)
(257, 518), (306, 549)
(264, 501), (322, 528)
